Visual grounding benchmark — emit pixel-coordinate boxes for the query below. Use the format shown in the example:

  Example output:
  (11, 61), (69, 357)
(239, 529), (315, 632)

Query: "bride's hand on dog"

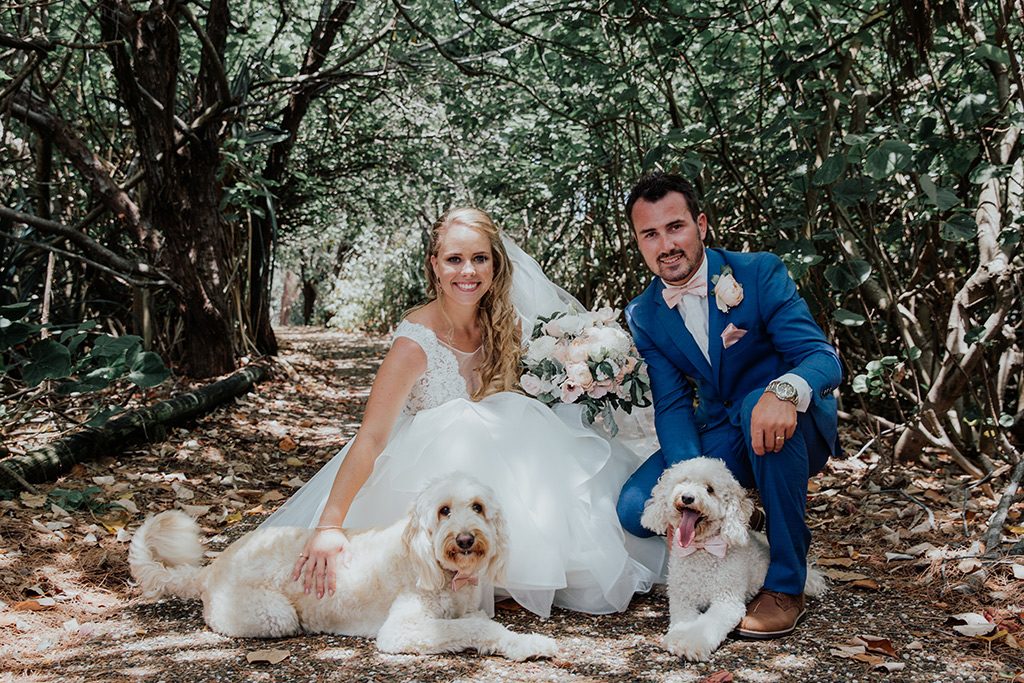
(293, 528), (349, 599)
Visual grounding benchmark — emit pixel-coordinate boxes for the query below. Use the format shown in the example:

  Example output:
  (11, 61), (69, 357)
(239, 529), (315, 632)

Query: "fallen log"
(0, 364), (270, 493)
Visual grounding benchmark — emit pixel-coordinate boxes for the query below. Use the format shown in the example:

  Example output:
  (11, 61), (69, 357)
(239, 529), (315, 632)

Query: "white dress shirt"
(662, 250), (812, 412)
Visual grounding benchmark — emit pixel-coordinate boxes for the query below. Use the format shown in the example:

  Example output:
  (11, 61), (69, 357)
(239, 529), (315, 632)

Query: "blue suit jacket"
(626, 248), (842, 465)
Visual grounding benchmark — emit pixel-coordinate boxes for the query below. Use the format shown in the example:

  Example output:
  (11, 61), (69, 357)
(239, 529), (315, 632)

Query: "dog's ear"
(401, 502), (446, 591)
(640, 466), (680, 534)
(483, 502), (508, 584)
(719, 478), (754, 547)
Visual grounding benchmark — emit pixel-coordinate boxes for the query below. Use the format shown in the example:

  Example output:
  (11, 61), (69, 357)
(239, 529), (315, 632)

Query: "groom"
(617, 172), (842, 638)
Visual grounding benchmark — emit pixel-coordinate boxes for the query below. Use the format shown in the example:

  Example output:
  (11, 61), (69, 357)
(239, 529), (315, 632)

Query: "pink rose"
(552, 341), (571, 364)
(520, 373), (544, 396)
(564, 362), (594, 388)
(587, 380), (614, 399)
(713, 272), (744, 312)
(560, 381), (584, 403)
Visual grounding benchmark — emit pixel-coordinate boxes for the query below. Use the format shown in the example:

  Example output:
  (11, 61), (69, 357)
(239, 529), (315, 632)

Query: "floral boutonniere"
(711, 265), (744, 313)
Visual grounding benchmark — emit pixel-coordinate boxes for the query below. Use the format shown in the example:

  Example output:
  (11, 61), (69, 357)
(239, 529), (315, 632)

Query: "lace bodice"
(393, 320), (480, 414)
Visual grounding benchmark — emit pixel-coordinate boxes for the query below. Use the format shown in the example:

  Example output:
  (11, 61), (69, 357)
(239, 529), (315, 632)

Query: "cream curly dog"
(130, 474), (557, 660)
(641, 457), (824, 661)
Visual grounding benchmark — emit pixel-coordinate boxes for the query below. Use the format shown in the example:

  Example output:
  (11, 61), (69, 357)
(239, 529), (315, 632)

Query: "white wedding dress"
(261, 241), (665, 618)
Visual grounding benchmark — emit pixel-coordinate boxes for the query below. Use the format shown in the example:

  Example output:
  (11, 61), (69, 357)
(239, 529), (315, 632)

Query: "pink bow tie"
(450, 571), (479, 592)
(662, 276), (707, 308)
(674, 532), (728, 558)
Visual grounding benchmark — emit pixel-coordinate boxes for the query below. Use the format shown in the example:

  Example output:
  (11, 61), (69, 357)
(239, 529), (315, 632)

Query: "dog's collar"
(674, 531), (728, 558)
(449, 570), (479, 592)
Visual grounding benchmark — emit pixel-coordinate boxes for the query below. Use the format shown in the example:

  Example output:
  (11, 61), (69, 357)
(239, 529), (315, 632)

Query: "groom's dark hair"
(625, 172), (702, 225)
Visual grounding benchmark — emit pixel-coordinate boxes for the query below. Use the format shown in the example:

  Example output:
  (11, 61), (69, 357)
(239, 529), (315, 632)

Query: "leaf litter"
(1, 327), (1021, 681)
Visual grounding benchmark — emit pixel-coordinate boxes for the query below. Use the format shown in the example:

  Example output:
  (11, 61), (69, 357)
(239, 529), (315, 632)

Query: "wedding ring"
(775, 436), (784, 441)
(299, 553), (308, 558)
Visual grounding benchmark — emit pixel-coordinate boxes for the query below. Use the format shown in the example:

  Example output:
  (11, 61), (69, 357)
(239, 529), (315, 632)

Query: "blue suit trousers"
(617, 388), (829, 595)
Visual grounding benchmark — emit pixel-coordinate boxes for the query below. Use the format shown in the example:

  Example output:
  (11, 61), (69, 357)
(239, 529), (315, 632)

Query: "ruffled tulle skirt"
(260, 392), (665, 618)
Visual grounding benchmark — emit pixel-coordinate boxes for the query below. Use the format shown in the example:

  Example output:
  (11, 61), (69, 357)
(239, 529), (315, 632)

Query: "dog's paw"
(502, 633), (558, 661)
(662, 626), (718, 662)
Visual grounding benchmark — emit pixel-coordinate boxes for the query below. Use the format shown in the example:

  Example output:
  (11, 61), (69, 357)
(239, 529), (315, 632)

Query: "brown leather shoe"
(734, 590), (806, 639)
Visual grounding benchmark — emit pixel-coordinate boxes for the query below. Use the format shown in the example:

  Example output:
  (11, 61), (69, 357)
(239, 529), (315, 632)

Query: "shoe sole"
(732, 607), (807, 640)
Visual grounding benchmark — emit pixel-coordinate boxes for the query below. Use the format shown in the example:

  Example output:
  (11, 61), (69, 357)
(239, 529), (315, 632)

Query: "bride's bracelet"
(315, 524), (344, 531)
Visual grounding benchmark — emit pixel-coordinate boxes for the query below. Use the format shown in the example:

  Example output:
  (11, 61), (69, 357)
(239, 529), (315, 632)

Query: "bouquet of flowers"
(519, 307), (652, 435)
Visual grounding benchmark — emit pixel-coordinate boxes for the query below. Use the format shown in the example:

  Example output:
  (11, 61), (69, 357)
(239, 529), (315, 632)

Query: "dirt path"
(1, 327), (1021, 682)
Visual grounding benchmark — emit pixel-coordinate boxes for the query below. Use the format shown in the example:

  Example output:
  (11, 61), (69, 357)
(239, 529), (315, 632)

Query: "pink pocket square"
(721, 323), (748, 349)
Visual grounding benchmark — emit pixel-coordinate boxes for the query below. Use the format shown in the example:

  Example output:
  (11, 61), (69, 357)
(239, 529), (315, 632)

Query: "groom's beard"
(657, 249), (703, 285)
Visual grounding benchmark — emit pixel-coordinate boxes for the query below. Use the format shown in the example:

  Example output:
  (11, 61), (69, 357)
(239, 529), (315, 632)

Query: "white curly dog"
(129, 473), (557, 660)
(641, 457), (825, 662)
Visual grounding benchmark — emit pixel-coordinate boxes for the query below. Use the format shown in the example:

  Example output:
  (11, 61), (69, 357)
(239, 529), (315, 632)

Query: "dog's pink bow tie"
(451, 571), (479, 592)
(662, 276), (707, 308)
(674, 533), (728, 558)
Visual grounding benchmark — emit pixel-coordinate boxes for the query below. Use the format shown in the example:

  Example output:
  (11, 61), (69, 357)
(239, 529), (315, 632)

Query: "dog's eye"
(472, 502), (484, 514)
(706, 485), (715, 494)
(438, 505), (450, 517)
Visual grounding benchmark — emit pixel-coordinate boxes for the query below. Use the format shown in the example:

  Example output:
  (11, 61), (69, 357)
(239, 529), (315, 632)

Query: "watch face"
(776, 382), (797, 399)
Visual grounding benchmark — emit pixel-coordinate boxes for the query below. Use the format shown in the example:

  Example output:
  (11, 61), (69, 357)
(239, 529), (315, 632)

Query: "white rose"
(714, 273), (744, 312)
(567, 339), (590, 363)
(585, 326), (632, 360)
(594, 306), (618, 324)
(520, 373), (544, 396)
(543, 319), (562, 337)
(526, 335), (558, 362)
(557, 314), (587, 336)
(564, 362), (594, 388)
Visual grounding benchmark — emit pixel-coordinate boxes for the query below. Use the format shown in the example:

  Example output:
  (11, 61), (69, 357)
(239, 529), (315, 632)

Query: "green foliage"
(0, 303), (170, 393)
(48, 486), (106, 512)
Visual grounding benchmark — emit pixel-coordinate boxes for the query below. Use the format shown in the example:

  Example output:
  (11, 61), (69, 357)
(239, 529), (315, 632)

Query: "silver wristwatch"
(765, 379), (799, 406)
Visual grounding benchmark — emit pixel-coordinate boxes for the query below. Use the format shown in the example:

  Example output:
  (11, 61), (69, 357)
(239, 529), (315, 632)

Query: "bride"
(263, 207), (664, 618)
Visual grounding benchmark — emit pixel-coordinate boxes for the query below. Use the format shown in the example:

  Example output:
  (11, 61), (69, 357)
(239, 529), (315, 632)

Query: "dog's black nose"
(677, 495), (695, 508)
(456, 533), (475, 550)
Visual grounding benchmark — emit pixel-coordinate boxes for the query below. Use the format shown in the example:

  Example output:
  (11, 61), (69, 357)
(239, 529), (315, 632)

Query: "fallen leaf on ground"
(850, 579), (880, 590)
(246, 648), (289, 664)
(946, 613), (997, 637)
(958, 557), (982, 573)
(13, 599), (53, 611)
(700, 672), (733, 683)
(20, 493), (46, 508)
(824, 569), (870, 582)
(1012, 564), (1024, 580)
(875, 662), (906, 672)
(179, 504), (211, 517)
(885, 552), (914, 561)
(817, 557), (855, 568)
(92, 476), (115, 486)
(278, 436), (298, 452)
(260, 490), (285, 503)
(830, 644), (866, 658)
(852, 635), (897, 657)
(285, 456), (304, 467)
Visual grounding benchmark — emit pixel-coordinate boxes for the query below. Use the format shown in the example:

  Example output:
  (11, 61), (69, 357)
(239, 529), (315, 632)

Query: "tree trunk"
(0, 364), (269, 492)
(99, 0), (236, 378)
(302, 278), (317, 325)
(279, 269), (300, 325)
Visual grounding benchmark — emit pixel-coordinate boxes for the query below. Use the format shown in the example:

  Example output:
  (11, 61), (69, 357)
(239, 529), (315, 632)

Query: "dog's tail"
(804, 564), (828, 597)
(129, 510), (206, 600)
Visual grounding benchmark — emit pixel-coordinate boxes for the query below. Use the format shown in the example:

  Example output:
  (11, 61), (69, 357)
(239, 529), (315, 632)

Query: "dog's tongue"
(675, 509), (701, 548)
